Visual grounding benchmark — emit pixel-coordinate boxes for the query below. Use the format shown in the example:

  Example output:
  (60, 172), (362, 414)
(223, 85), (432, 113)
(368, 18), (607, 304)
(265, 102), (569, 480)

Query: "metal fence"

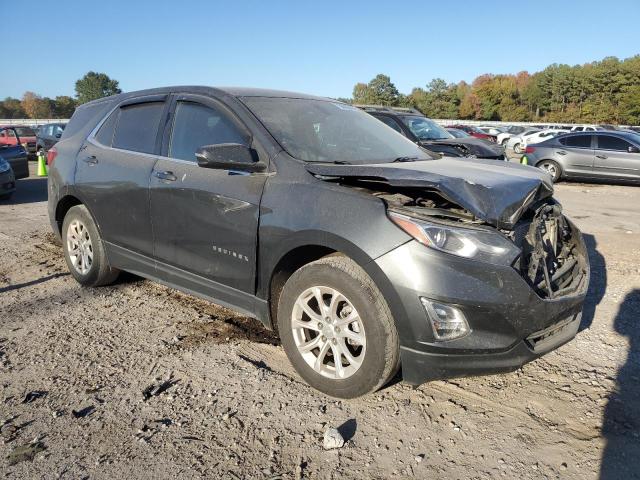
(0, 119), (69, 126)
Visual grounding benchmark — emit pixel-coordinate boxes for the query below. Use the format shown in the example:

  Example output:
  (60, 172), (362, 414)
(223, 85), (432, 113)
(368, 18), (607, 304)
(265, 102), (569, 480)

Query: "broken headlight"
(388, 211), (520, 264)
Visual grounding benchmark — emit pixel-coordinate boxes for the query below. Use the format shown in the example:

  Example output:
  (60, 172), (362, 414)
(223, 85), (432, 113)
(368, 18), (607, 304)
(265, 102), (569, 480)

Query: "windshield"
(241, 97), (431, 163)
(400, 116), (452, 141)
(15, 127), (35, 137)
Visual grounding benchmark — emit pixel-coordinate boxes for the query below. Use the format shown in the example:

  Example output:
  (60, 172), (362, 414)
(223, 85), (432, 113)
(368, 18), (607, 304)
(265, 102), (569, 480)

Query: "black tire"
(537, 159), (562, 183)
(277, 256), (400, 398)
(0, 192), (13, 201)
(62, 205), (119, 287)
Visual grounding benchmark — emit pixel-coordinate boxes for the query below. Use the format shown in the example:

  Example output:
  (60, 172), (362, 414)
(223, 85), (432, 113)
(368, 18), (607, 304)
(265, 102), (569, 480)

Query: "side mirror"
(628, 145), (640, 154)
(55, 133), (62, 139)
(195, 143), (266, 172)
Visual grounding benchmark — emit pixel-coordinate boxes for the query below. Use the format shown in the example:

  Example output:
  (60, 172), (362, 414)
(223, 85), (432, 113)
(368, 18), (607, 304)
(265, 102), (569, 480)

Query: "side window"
(95, 110), (119, 147)
(560, 135), (591, 148)
(596, 135), (631, 152)
(112, 102), (164, 154)
(376, 115), (404, 134)
(573, 127), (584, 132)
(169, 101), (248, 161)
(45, 125), (54, 136)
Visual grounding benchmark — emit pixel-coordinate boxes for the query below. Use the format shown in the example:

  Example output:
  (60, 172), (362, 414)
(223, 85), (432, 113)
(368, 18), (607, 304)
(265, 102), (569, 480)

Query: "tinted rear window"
(62, 102), (110, 139)
(112, 102), (164, 154)
(560, 135), (591, 148)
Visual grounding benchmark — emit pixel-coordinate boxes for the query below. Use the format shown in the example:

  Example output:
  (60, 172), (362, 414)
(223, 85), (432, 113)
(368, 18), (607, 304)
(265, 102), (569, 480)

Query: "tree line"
(348, 55), (640, 125)
(0, 72), (121, 119)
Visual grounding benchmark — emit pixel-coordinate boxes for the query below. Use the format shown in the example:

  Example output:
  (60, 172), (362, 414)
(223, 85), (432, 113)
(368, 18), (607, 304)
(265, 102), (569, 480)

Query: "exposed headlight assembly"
(388, 211), (520, 264)
(0, 158), (10, 174)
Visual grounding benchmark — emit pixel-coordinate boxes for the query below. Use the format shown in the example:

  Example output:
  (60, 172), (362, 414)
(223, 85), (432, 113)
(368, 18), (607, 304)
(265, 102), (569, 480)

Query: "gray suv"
(521, 131), (640, 183)
(48, 86), (589, 398)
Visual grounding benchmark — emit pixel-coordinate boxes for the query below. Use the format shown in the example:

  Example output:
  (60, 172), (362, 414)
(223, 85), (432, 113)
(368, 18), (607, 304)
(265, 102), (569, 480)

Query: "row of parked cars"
(0, 122), (66, 199)
(351, 109), (640, 184)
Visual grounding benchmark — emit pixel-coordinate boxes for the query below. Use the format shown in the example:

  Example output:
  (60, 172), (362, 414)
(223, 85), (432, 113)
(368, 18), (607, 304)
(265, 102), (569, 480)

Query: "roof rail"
(353, 104), (423, 115)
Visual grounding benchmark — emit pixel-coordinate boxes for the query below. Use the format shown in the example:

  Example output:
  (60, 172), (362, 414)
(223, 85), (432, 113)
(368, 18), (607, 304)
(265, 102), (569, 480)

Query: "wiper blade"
(393, 156), (419, 163)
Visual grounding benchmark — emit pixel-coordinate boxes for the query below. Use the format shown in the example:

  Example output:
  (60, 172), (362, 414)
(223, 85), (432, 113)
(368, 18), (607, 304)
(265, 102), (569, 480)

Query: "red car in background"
(0, 125), (37, 156)
(448, 124), (497, 142)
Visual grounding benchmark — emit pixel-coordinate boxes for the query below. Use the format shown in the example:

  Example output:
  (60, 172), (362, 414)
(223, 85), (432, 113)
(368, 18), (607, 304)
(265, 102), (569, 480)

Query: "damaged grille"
(513, 204), (587, 299)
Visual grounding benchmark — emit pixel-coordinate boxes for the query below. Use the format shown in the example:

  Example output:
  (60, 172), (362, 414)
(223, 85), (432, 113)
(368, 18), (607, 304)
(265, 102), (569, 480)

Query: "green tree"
(0, 97), (27, 118)
(52, 96), (77, 118)
(352, 74), (400, 106)
(75, 71), (122, 104)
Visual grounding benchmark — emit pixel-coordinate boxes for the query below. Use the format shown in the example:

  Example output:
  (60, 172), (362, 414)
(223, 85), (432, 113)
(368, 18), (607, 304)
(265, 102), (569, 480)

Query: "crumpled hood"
(422, 137), (504, 157)
(306, 157), (554, 229)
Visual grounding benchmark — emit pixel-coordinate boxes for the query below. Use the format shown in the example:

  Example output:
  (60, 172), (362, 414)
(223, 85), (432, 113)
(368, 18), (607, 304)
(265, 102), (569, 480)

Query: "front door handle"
(154, 170), (177, 182)
(556, 150), (567, 155)
(596, 154), (608, 159)
(82, 155), (98, 165)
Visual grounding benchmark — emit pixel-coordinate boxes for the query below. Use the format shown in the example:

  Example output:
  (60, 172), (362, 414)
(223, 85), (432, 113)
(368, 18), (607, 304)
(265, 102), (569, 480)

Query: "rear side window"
(95, 110), (119, 147)
(63, 101), (110, 139)
(112, 102), (164, 154)
(169, 101), (247, 161)
(597, 135), (631, 151)
(560, 135), (591, 148)
(375, 115), (404, 134)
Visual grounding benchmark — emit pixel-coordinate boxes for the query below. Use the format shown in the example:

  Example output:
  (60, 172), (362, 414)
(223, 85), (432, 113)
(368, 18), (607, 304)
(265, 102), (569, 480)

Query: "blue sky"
(3, 0), (639, 99)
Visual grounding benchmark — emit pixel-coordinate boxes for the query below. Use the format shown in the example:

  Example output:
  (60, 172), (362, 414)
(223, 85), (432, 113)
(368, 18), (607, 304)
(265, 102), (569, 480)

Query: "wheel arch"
(262, 233), (407, 337)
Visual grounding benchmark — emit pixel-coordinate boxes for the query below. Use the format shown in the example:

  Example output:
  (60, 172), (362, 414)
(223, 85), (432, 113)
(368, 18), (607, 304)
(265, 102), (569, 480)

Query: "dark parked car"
(0, 127), (29, 179)
(0, 156), (16, 199)
(520, 131), (640, 183)
(356, 106), (505, 160)
(36, 123), (66, 152)
(446, 128), (470, 138)
(49, 87), (589, 398)
(448, 124), (497, 142)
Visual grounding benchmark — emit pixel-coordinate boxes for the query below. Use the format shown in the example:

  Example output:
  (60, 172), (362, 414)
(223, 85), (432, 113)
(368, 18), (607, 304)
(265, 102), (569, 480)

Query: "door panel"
(555, 135), (594, 176)
(593, 135), (640, 181)
(74, 98), (167, 257)
(149, 95), (268, 295)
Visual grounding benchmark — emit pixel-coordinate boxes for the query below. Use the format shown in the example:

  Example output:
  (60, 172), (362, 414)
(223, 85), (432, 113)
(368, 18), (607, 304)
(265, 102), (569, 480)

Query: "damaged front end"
(307, 158), (589, 300)
(511, 203), (589, 299)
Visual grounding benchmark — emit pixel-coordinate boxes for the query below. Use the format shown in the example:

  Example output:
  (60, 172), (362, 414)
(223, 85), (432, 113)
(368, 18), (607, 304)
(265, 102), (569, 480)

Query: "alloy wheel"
(291, 286), (366, 379)
(540, 162), (558, 179)
(66, 219), (93, 275)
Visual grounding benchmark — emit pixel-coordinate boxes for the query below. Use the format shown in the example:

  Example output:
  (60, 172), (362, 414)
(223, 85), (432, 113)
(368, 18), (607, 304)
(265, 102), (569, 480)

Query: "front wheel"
(277, 256), (400, 398)
(513, 143), (523, 154)
(62, 205), (119, 287)
(538, 160), (562, 183)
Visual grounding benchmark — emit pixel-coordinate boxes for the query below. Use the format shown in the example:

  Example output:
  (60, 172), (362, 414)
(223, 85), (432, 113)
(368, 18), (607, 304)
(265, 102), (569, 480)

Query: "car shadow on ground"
(1, 176), (48, 205)
(600, 289), (640, 479)
(580, 234), (607, 332)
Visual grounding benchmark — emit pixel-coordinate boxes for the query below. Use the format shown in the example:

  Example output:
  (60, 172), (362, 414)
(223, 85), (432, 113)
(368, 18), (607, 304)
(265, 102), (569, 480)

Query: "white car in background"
(506, 129), (569, 154)
(496, 125), (528, 145)
(570, 125), (601, 132)
(478, 125), (507, 136)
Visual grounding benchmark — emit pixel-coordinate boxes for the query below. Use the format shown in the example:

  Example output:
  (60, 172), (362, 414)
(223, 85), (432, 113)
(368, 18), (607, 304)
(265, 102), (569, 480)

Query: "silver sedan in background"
(518, 131), (640, 183)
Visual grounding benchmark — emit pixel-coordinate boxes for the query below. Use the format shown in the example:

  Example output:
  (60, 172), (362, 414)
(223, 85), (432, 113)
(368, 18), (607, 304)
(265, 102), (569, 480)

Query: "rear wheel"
(538, 160), (562, 182)
(277, 256), (399, 398)
(62, 205), (119, 287)
(513, 143), (523, 154)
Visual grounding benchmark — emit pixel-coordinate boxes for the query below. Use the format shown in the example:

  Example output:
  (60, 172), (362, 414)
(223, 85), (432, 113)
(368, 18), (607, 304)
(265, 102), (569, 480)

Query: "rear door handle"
(82, 155), (98, 165)
(154, 170), (177, 182)
(596, 154), (607, 159)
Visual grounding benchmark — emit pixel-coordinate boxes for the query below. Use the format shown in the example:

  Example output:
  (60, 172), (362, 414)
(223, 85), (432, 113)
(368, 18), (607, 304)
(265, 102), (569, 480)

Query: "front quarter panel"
(257, 153), (411, 309)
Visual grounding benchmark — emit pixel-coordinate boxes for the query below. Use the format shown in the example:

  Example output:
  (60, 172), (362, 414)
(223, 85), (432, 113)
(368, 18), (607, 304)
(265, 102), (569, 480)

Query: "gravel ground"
(1, 164), (639, 479)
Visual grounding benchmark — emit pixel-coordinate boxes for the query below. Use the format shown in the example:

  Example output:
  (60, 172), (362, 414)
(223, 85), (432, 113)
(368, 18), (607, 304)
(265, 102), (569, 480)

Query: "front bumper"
(375, 234), (588, 385)
(8, 156), (29, 179)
